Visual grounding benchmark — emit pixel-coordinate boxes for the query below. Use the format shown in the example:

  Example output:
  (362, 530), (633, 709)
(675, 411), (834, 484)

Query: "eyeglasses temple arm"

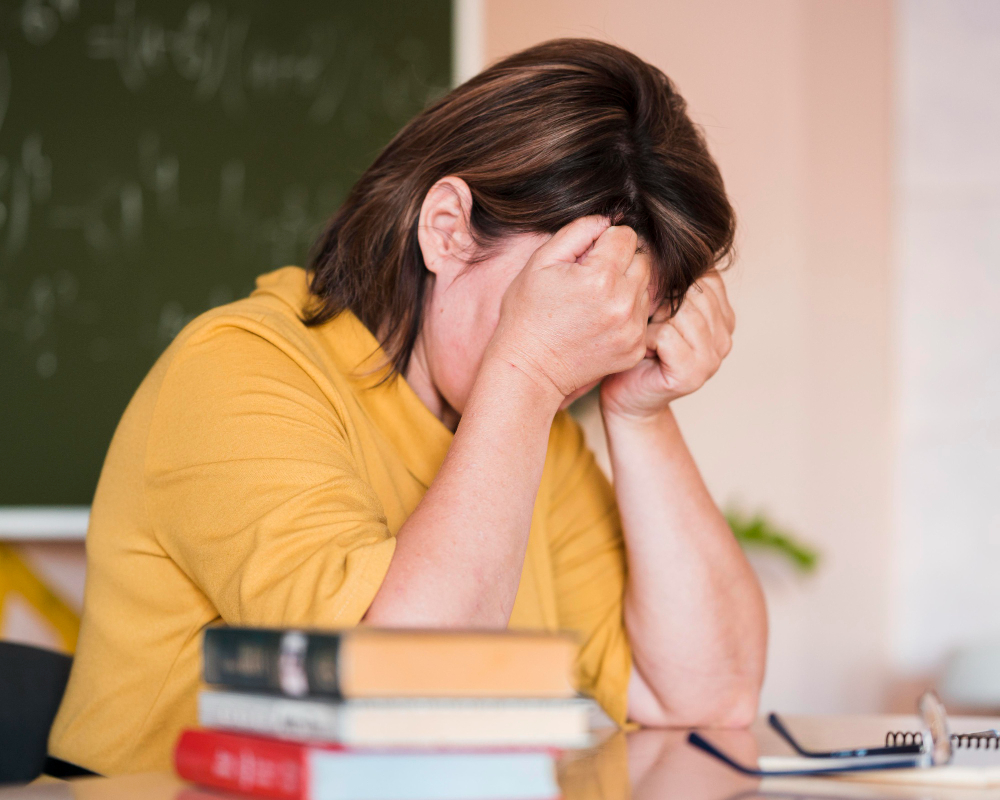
(768, 713), (922, 758)
(687, 732), (923, 777)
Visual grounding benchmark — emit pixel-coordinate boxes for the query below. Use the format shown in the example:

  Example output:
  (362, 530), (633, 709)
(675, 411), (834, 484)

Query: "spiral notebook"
(760, 729), (1000, 788)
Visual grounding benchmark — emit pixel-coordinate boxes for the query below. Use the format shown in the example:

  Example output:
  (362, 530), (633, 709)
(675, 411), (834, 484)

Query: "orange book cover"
(203, 627), (579, 699)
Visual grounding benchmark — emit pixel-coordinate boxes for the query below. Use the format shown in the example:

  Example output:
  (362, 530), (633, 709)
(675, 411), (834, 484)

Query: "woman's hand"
(600, 269), (735, 421)
(487, 216), (651, 406)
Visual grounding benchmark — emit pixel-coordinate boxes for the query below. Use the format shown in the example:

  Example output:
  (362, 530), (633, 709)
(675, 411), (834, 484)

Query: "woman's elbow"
(678, 683), (761, 729)
(710, 685), (760, 728)
(630, 680), (762, 729)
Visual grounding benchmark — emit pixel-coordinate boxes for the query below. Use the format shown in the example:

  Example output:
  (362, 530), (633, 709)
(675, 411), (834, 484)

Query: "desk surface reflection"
(3, 715), (998, 800)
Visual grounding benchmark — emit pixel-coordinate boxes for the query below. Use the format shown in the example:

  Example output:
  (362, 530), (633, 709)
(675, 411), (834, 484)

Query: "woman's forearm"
(364, 354), (562, 628)
(604, 406), (767, 727)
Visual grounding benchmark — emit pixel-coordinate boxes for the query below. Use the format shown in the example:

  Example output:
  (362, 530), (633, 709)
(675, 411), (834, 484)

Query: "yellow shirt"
(49, 267), (632, 774)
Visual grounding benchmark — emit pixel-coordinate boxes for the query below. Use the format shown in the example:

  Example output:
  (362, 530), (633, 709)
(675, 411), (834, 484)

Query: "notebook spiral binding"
(886, 731), (1000, 749)
(953, 733), (1000, 750)
(885, 730), (924, 748)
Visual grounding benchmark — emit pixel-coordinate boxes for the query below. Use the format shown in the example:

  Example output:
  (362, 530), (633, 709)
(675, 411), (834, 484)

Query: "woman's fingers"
(685, 281), (721, 337)
(649, 303), (672, 325)
(668, 299), (713, 353)
(603, 268), (736, 414)
(537, 215), (613, 264)
(628, 252), (652, 315)
(685, 277), (732, 358)
(664, 301), (724, 381)
(635, 278), (652, 326)
(581, 225), (639, 273)
(582, 230), (648, 347)
(647, 319), (694, 368)
(700, 270), (736, 334)
(493, 217), (651, 398)
(625, 247), (651, 279)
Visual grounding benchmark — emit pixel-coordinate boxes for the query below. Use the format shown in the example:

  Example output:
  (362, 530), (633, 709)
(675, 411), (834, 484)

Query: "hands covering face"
(600, 268), (735, 421)
(487, 216), (651, 403)
(487, 215), (734, 417)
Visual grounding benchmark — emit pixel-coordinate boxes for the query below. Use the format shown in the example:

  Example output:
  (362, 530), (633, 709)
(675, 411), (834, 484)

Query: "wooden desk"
(1, 715), (997, 800)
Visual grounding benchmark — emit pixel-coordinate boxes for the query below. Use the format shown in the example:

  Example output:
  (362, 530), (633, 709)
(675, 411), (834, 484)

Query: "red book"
(174, 729), (561, 800)
(176, 729), (318, 799)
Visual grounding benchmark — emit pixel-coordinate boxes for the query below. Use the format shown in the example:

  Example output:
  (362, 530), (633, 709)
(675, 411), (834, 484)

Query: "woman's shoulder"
(165, 267), (387, 393)
(132, 267), (352, 446)
(169, 266), (316, 357)
(136, 270), (361, 478)
(142, 267), (374, 415)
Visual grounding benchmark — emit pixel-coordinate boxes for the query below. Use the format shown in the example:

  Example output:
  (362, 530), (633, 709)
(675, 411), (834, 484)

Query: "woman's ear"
(417, 176), (475, 280)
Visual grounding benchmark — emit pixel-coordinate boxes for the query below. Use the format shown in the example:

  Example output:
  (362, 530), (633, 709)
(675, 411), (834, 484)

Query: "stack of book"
(174, 627), (595, 800)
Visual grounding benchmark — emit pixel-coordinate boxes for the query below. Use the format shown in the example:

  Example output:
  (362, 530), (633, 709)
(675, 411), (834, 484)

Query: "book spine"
(199, 690), (344, 742)
(203, 628), (342, 697)
(174, 729), (310, 800)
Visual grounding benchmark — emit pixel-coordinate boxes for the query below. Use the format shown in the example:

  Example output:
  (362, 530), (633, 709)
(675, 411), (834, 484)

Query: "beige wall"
(486, 0), (894, 712)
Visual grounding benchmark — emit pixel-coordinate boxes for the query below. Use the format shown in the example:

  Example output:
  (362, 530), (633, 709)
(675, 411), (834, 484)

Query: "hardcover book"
(202, 627), (579, 699)
(175, 728), (561, 800)
(198, 689), (595, 748)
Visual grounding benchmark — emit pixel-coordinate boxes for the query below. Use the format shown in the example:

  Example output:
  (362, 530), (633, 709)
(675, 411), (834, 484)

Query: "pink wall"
(486, 0), (894, 712)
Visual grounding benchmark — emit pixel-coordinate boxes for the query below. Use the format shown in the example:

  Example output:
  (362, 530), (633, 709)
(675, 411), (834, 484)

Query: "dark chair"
(0, 640), (72, 784)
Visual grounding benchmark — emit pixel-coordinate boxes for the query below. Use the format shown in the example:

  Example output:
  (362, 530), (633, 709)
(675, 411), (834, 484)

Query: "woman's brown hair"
(307, 38), (735, 375)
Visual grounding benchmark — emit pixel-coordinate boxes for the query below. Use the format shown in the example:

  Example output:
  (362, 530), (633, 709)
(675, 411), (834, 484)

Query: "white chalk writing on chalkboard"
(0, 268), (82, 378)
(38, 131), (324, 260)
(0, 135), (52, 259)
(1, 5), (445, 371)
(16, 1), (438, 125)
(83, 0), (371, 121)
(0, 122), (330, 378)
(20, 0), (80, 47)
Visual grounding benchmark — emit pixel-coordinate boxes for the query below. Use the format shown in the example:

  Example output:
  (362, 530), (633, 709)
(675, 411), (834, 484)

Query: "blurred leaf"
(726, 510), (819, 573)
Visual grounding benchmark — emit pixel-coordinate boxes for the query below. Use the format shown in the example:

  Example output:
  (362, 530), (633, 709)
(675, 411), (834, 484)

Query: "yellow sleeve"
(546, 412), (632, 725)
(144, 322), (396, 628)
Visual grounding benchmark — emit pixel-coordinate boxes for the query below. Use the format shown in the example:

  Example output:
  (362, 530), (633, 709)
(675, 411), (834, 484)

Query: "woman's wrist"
(600, 395), (679, 436)
(476, 346), (567, 419)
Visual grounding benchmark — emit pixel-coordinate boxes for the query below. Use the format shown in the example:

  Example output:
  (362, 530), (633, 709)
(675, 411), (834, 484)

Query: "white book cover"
(198, 689), (596, 748)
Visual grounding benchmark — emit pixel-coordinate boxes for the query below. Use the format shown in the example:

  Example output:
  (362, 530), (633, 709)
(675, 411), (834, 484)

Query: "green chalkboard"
(0, 0), (452, 505)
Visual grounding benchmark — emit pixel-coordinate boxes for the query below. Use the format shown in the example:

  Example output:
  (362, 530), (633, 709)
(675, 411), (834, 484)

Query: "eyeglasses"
(688, 691), (956, 777)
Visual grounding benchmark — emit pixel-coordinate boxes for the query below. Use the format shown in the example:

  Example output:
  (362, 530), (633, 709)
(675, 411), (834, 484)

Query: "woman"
(50, 39), (767, 774)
